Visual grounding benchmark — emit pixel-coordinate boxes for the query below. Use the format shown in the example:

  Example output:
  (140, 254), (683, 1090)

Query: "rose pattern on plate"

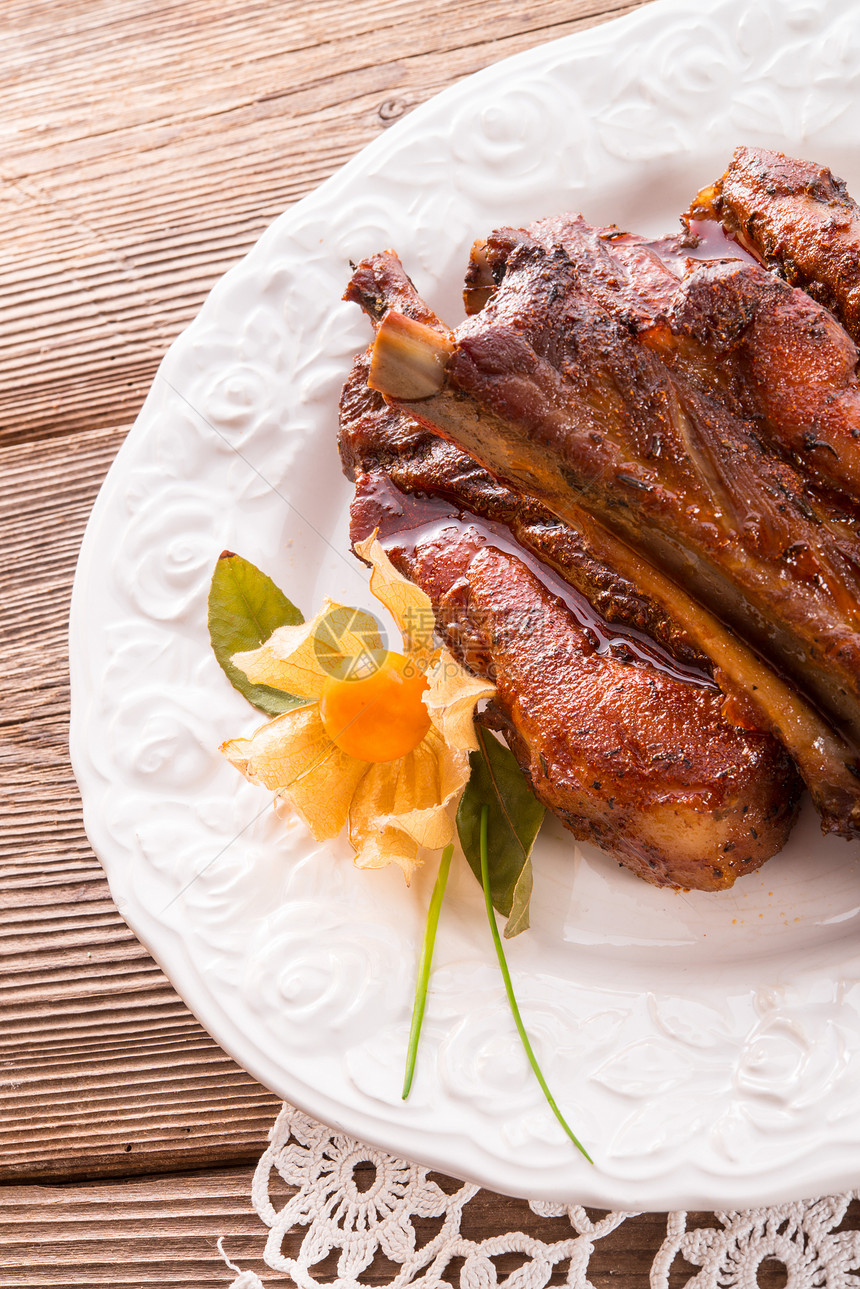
(112, 481), (224, 622)
(597, 986), (860, 1167)
(242, 899), (410, 1056)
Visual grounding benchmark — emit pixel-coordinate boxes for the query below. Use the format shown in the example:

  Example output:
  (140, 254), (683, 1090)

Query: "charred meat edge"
(688, 144), (860, 347)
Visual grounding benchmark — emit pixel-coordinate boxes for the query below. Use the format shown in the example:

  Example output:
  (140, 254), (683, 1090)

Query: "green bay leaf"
(208, 551), (305, 715)
(456, 726), (545, 938)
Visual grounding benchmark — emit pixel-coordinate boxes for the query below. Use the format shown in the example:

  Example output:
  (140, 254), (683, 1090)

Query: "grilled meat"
(358, 246), (860, 836)
(344, 258), (706, 674)
(661, 256), (860, 500)
(688, 145), (860, 345)
(513, 212), (860, 500)
(340, 259), (802, 890)
(345, 253), (711, 672)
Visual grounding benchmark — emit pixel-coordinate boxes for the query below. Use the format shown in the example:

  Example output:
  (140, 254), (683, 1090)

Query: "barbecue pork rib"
(340, 261), (802, 891)
(356, 245), (860, 837)
(659, 255), (860, 501)
(688, 146), (860, 347)
(512, 212), (860, 501)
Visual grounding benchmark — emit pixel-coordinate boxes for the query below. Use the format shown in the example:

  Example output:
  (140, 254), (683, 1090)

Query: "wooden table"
(0, 0), (740, 1281)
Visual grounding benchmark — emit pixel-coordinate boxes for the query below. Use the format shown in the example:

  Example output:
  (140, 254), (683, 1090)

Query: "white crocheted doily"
(219, 1105), (860, 1288)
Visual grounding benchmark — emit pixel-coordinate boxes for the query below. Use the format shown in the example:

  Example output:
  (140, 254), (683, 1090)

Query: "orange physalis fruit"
(224, 536), (497, 880)
(320, 650), (430, 763)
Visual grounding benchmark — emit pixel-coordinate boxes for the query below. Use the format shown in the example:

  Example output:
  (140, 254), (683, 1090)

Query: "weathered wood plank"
(0, 1169), (274, 1288)
(0, 0), (647, 446)
(0, 426), (281, 1182)
(0, 1167), (679, 1288)
(0, 1163), (852, 1288)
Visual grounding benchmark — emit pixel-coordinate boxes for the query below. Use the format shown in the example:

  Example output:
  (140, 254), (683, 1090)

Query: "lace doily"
(219, 1105), (860, 1288)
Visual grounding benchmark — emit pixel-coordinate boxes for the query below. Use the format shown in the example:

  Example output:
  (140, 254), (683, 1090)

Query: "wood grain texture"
(0, 0), (700, 1283)
(0, 425), (282, 1184)
(1, 0), (646, 448)
(0, 1169), (272, 1287)
(0, 1168), (678, 1288)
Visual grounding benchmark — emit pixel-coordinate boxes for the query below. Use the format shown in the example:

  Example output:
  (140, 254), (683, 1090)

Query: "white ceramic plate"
(70, 0), (860, 1210)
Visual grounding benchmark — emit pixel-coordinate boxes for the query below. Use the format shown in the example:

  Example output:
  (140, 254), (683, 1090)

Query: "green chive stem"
(479, 805), (593, 1164)
(402, 843), (454, 1100)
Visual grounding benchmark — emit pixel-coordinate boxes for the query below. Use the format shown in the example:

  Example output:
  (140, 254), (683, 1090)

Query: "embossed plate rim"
(69, 0), (860, 1209)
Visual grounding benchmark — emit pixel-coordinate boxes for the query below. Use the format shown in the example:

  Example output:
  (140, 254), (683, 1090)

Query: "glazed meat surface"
(358, 245), (860, 835)
(688, 145), (860, 345)
(339, 272), (802, 890)
(662, 255), (860, 500)
(515, 212), (860, 500)
(344, 254), (707, 672)
(464, 225), (860, 740)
